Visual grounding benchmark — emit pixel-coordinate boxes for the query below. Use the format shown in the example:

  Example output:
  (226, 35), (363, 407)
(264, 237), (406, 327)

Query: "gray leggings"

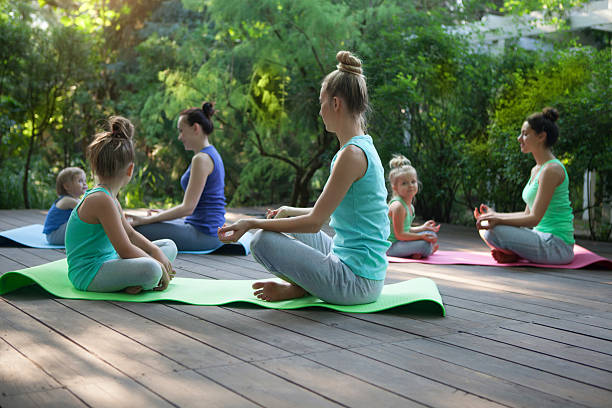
(387, 232), (437, 258)
(45, 222), (67, 245)
(87, 239), (177, 292)
(250, 230), (384, 305)
(135, 219), (222, 251)
(482, 225), (574, 264)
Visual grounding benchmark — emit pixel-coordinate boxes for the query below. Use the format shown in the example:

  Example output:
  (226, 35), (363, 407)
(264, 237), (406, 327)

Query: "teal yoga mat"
(0, 259), (445, 315)
(0, 224), (252, 255)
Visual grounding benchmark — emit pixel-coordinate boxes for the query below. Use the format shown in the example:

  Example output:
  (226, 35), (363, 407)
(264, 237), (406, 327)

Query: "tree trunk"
(22, 132), (36, 209)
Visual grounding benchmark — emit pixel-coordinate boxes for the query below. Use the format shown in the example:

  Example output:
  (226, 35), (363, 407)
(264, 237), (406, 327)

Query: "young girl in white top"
(386, 155), (440, 259)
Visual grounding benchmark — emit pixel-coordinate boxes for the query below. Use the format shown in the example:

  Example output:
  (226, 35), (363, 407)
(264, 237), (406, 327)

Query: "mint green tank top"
(329, 135), (391, 281)
(65, 187), (119, 290)
(388, 196), (414, 243)
(521, 159), (574, 245)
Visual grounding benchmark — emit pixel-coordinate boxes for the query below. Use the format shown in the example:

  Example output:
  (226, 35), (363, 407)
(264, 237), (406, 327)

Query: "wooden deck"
(1, 209), (611, 408)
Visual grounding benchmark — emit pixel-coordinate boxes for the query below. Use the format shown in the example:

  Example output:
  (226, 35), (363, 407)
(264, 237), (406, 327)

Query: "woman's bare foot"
(410, 253), (423, 259)
(491, 249), (519, 263)
(432, 243), (439, 254)
(252, 281), (307, 302)
(124, 285), (143, 294)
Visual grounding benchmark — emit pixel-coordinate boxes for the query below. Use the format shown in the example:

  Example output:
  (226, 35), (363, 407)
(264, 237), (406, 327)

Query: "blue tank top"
(329, 135), (391, 281)
(43, 197), (73, 234)
(180, 145), (226, 236)
(65, 187), (119, 291)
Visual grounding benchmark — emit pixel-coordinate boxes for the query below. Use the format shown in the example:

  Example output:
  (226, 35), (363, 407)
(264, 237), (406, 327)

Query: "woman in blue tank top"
(474, 107), (574, 264)
(218, 51), (390, 305)
(130, 102), (227, 251)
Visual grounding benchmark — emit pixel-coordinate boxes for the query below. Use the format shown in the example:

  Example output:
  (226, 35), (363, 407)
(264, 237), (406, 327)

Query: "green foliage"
(1, 0), (610, 241)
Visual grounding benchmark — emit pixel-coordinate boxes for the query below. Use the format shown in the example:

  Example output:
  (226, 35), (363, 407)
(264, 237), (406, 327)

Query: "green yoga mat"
(0, 259), (445, 315)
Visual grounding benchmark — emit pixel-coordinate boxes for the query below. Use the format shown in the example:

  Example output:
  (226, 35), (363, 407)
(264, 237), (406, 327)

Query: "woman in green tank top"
(473, 107), (574, 265)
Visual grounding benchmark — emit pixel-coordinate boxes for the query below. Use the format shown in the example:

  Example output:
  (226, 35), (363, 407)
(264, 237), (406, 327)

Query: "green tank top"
(65, 187), (119, 290)
(388, 196), (414, 243)
(329, 135), (391, 281)
(521, 159), (574, 245)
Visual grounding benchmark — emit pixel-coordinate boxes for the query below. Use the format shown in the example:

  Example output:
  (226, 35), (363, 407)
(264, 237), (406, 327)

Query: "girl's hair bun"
(202, 102), (216, 119)
(109, 116), (134, 139)
(389, 154), (411, 169)
(542, 107), (559, 123)
(336, 51), (363, 76)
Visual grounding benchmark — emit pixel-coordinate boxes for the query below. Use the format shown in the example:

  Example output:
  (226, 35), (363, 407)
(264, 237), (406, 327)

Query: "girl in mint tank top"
(386, 155), (440, 259)
(474, 108), (574, 265)
(66, 116), (177, 293)
(218, 51), (390, 305)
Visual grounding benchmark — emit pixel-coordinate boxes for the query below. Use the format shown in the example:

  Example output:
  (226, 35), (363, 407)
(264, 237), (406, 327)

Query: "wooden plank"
(351, 342), (587, 408)
(0, 253), (27, 274)
(397, 337), (612, 408)
(434, 330), (612, 390)
(281, 309), (422, 343)
(0, 388), (86, 408)
(0, 338), (63, 397)
(0, 299), (175, 407)
(388, 263), (612, 313)
(201, 362), (344, 408)
(254, 355), (428, 408)
(179, 254), (270, 280)
(168, 304), (341, 355)
(225, 306), (399, 349)
(112, 301), (293, 362)
(303, 349), (508, 408)
(500, 322), (612, 354)
(468, 326), (612, 372)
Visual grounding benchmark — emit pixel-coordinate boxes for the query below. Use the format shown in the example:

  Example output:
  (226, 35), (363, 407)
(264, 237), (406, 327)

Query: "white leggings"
(87, 239), (177, 292)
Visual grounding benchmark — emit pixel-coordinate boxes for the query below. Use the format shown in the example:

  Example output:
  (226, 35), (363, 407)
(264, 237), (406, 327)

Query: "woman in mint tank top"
(386, 154), (440, 259)
(66, 116), (177, 294)
(474, 107), (574, 265)
(129, 102), (226, 252)
(218, 51), (390, 305)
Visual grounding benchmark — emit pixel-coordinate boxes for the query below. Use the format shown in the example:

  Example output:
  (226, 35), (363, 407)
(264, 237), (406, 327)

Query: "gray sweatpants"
(250, 230), (384, 305)
(387, 232), (437, 258)
(483, 225), (574, 264)
(135, 219), (223, 251)
(45, 222), (67, 245)
(87, 239), (177, 292)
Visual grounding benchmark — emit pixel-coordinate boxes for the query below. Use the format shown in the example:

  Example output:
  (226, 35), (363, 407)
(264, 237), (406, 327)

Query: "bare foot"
(491, 249), (519, 263)
(410, 254), (423, 259)
(432, 243), (439, 254)
(124, 286), (143, 295)
(252, 280), (307, 302)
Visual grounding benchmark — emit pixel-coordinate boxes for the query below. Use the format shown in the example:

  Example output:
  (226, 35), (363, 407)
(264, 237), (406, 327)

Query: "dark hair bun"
(202, 102), (215, 119)
(109, 116), (134, 139)
(542, 107), (559, 123)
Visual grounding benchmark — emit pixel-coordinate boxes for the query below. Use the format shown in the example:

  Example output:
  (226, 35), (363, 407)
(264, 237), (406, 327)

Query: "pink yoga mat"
(388, 245), (612, 269)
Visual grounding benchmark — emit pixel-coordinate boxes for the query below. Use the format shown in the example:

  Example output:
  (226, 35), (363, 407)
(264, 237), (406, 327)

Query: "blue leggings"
(135, 219), (223, 251)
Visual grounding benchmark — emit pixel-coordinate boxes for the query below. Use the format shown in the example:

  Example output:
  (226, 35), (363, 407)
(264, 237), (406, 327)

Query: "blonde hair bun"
(336, 51), (363, 76)
(389, 154), (411, 169)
